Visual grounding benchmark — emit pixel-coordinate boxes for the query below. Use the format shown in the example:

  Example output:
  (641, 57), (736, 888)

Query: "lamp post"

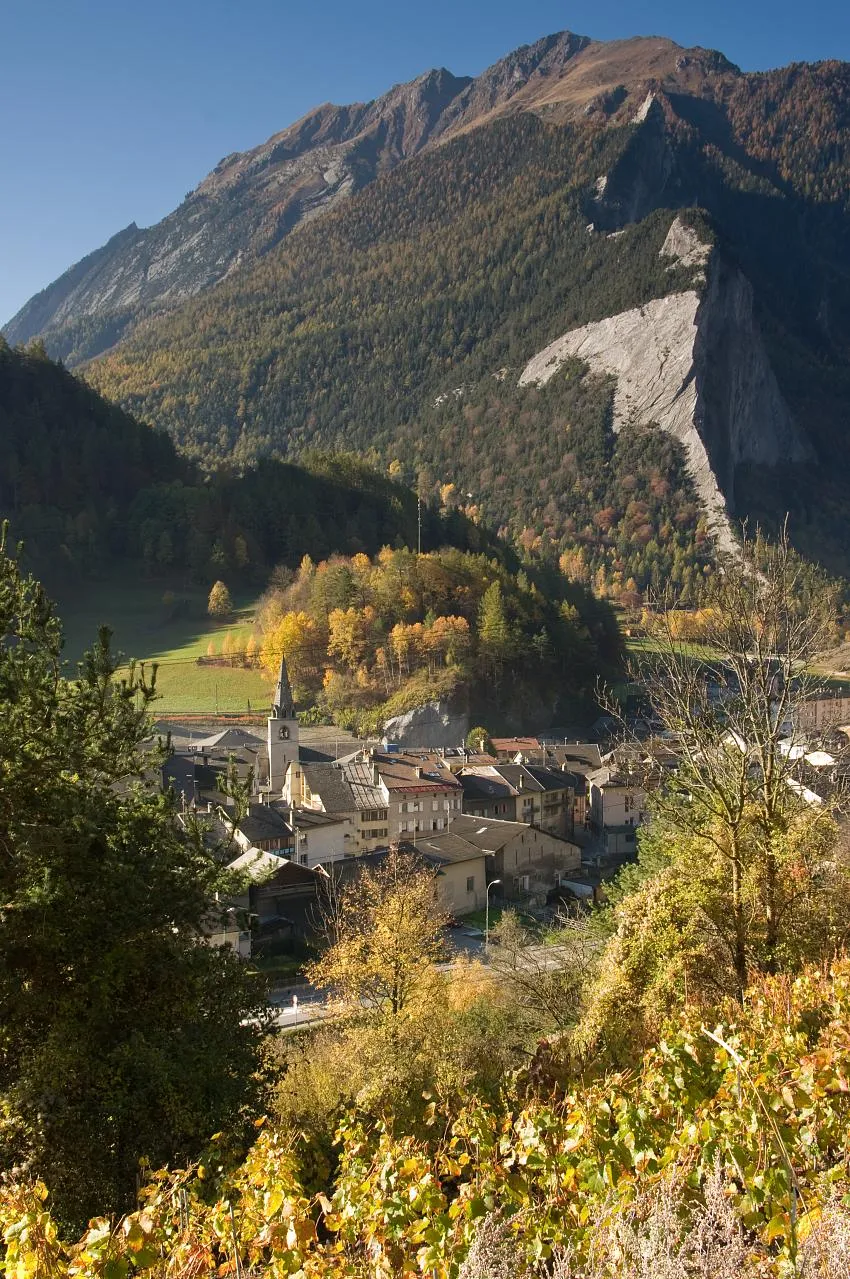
(485, 879), (502, 951)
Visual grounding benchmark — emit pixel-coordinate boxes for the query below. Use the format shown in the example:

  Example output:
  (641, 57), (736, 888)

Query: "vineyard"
(5, 962), (850, 1277)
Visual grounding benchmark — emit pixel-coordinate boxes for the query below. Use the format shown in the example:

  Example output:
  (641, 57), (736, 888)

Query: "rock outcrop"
(519, 224), (810, 551)
(382, 700), (469, 750)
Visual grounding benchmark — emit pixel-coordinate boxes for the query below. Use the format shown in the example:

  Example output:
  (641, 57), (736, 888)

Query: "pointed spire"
(271, 654), (295, 720)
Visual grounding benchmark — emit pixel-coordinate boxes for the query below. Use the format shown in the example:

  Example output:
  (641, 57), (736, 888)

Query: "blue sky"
(2, 0), (849, 325)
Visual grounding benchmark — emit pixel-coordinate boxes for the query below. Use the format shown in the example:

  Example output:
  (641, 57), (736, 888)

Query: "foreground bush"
(4, 961), (850, 1276)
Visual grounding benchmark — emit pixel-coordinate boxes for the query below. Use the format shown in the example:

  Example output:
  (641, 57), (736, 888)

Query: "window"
(466, 876), (475, 893)
(361, 808), (388, 823)
(624, 794), (634, 813)
(299, 853), (308, 866)
(432, 799), (439, 811)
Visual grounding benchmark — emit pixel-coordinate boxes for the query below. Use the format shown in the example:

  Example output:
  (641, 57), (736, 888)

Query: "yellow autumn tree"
(261, 611), (323, 691)
(308, 846), (449, 1018)
(207, 580), (232, 618)
(327, 606), (376, 672)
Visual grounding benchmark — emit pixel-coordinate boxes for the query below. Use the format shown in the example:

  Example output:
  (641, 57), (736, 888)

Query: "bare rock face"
(3, 68), (472, 363)
(382, 700), (469, 750)
(519, 222), (809, 551)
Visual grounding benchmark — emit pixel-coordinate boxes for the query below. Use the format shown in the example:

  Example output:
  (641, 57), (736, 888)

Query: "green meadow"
(56, 572), (272, 714)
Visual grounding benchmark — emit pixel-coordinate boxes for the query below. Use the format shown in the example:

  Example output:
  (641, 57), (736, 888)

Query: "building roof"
(344, 760), (390, 809)
(397, 832), (486, 866)
(162, 754), (197, 805)
(289, 807), (347, 832)
(371, 751), (462, 793)
(544, 742), (604, 771)
(302, 762), (356, 814)
(458, 770), (518, 801)
(430, 811), (572, 854)
(517, 764), (574, 793)
(228, 847), (288, 879)
(228, 849), (324, 893)
(186, 728), (263, 752)
(491, 736), (542, 755)
(235, 803), (295, 846)
(490, 764), (572, 794)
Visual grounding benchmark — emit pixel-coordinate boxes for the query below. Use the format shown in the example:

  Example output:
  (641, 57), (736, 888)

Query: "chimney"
(415, 766), (422, 779)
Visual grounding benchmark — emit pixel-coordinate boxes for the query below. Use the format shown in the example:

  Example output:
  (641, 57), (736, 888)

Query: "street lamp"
(485, 879), (502, 950)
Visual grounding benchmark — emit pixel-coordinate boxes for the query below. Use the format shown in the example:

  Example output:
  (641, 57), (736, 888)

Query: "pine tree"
(0, 530), (266, 1227)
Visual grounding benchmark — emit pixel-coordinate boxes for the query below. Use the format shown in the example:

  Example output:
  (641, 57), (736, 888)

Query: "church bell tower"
(267, 655), (299, 798)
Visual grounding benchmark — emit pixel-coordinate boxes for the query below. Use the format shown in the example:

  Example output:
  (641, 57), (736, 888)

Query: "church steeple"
(267, 654), (299, 797)
(271, 654), (295, 720)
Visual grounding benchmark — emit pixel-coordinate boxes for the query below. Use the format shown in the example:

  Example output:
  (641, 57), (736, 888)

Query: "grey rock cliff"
(382, 701), (469, 750)
(519, 220), (809, 551)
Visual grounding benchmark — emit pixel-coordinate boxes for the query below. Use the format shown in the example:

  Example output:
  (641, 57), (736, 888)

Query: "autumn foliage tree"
(256, 545), (617, 732)
(307, 846), (449, 1019)
(207, 579), (233, 617)
(588, 528), (850, 1055)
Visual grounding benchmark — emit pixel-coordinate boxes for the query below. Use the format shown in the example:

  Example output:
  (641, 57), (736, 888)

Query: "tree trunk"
(731, 848), (747, 1000)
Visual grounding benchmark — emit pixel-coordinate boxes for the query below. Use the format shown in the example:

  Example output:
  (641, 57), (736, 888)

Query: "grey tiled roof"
(302, 763), (356, 814)
(237, 804), (294, 844)
(345, 760), (388, 809)
(459, 772), (517, 800)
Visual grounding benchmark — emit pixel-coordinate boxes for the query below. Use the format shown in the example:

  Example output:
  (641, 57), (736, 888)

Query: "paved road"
(264, 927), (573, 1030)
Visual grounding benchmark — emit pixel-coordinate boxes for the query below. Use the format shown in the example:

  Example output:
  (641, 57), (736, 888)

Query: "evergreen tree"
(0, 529), (267, 1227)
(477, 580), (514, 677)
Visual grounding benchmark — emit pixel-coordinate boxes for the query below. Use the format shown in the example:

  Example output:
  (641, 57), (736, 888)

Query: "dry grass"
(458, 1166), (850, 1278)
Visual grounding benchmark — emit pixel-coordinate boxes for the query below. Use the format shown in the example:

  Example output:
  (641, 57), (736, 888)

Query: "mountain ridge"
(6, 29), (850, 580)
(4, 30), (743, 364)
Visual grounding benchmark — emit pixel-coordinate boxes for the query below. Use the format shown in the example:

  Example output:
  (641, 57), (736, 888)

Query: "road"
(265, 926), (574, 1030)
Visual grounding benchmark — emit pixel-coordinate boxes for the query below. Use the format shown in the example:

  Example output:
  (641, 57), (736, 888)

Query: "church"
(265, 653), (301, 804)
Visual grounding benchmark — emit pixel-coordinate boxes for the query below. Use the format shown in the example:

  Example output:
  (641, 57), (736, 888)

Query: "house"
(218, 801), (348, 868)
(458, 764), (576, 839)
(300, 761), (360, 852)
(471, 741), (602, 836)
(289, 807), (349, 868)
(588, 760), (650, 857)
(429, 812), (581, 905)
(457, 769), (519, 821)
(797, 694), (850, 734)
(396, 831), (488, 916)
(217, 848), (327, 956)
(490, 736), (543, 761)
(298, 749), (464, 851)
(225, 803), (296, 857)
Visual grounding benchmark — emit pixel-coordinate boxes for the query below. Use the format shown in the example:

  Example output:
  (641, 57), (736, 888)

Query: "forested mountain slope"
(0, 344), (494, 588)
(2, 33), (736, 364)
(10, 33), (850, 579)
(80, 44), (850, 580)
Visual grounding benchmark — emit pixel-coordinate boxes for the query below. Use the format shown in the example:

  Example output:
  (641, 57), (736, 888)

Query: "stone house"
(588, 763), (649, 857)
(430, 812), (581, 905)
(298, 749), (464, 852)
(458, 764), (576, 839)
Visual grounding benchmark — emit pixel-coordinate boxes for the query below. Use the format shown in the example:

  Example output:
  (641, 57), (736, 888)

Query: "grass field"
(56, 572), (273, 714)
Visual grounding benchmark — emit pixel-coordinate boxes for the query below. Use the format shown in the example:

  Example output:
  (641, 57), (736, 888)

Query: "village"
(157, 653), (850, 1001)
